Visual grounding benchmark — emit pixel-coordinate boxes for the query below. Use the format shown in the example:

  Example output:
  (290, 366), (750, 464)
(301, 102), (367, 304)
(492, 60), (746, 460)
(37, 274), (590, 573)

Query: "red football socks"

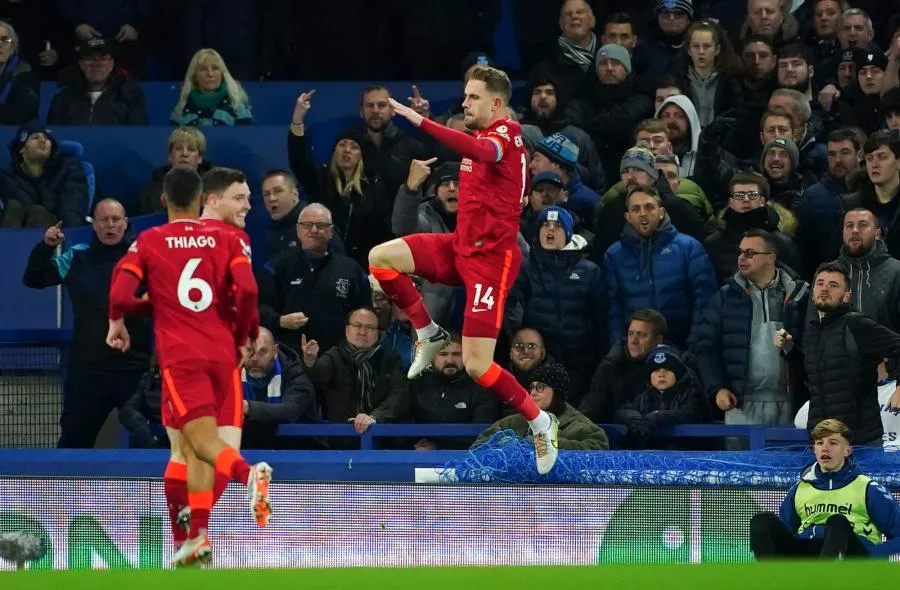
(214, 446), (252, 486)
(163, 460), (189, 545)
(187, 490), (213, 539)
(475, 362), (540, 421)
(370, 266), (433, 330)
(212, 470), (229, 507)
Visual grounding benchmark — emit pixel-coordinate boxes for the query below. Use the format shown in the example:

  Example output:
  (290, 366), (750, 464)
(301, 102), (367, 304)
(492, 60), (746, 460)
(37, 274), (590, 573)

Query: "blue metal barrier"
(128, 422), (811, 451)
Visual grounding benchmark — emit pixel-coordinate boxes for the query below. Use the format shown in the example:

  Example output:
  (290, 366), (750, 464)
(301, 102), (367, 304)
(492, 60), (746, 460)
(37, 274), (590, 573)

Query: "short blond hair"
(468, 66), (512, 103)
(811, 419), (853, 443)
(167, 127), (207, 155)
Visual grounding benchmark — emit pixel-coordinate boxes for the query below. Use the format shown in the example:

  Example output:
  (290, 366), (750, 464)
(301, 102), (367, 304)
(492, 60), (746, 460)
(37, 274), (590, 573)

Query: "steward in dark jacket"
(0, 53), (39, 125)
(0, 124), (89, 228)
(788, 305), (900, 444)
(256, 247), (371, 352)
(694, 268), (809, 410)
(507, 228), (606, 403)
(47, 64), (147, 125)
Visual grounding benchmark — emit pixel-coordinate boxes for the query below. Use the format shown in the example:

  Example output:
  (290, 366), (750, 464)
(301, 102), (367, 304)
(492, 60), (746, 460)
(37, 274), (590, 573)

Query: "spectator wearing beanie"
(831, 50), (890, 135)
(613, 344), (705, 447)
(472, 362), (609, 451)
(527, 132), (601, 222)
(567, 43), (651, 184)
(0, 123), (89, 228)
(643, 0), (694, 79)
(521, 170), (593, 248)
(593, 146), (713, 258)
(760, 136), (807, 210)
(507, 205), (607, 404)
(882, 88), (900, 132)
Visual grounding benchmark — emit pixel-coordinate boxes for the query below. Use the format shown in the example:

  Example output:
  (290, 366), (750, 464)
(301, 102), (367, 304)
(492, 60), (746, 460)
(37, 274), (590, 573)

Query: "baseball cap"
(78, 37), (114, 58)
(531, 171), (565, 190)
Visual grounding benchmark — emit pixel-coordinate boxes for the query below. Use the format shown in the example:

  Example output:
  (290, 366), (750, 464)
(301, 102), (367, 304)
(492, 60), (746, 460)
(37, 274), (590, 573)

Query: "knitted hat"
(657, 0), (694, 19)
(428, 161), (460, 190)
(9, 123), (55, 161)
(839, 47), (866, 65)
(531, 170), (565, 190)
(334, 127), (365, 151)
(646, 345), (687, 380)
(531, 362), (569, 400)
(620, 147), (660, 181)
(761, 136), (799, 171)
(595, 44), (632, 74)
(536, 132), (580, 171)
(537, 205), (574, 243)
(520, 124), (545, 153)
(855, 50), (888, 72)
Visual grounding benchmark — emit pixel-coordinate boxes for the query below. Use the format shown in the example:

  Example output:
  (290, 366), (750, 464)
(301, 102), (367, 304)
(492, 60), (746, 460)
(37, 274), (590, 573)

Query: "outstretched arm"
(388, 98), (500, 162)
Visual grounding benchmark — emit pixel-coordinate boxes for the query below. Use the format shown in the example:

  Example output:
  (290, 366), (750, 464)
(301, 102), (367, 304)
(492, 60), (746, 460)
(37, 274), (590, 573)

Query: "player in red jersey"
(365, 66), (559, 474)
(165, 167), (254, 550)
(106, 167), (272, 566)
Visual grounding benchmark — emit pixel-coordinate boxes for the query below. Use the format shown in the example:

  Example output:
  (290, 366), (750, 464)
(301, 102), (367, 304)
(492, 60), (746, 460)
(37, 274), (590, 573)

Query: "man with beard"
(842, 132), (900, 260)
(776, 44), (817, 102)
(580, 309), (666, 423)
(761, 136), (807, 210)
(655, 95), (701, 177)
(507, 328), (554, 393)
(342, 85), (427, 198)
(838, 208), (900, 332)
(695, 230), (809, 436)
(797, 128), (864, 274)
(520, 75), (605, 191)
(408, 334), (499, 450)
(391, 159), (460, 326)
(240, 328), (317, 449)
(775, 262), (900, 444)
(740, 35), (778, 119)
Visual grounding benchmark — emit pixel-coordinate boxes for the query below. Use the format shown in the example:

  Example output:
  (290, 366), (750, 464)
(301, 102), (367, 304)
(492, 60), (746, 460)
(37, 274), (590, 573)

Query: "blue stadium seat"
(57, 140), (95, 219)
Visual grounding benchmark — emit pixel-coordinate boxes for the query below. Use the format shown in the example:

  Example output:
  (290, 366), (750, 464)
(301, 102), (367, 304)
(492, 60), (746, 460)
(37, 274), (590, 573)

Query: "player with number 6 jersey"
(368, 65), (559, 476)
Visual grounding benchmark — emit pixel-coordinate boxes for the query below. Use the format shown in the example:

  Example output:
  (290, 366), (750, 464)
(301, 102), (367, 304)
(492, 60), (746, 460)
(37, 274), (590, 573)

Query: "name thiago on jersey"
(164, 235), (218, 249)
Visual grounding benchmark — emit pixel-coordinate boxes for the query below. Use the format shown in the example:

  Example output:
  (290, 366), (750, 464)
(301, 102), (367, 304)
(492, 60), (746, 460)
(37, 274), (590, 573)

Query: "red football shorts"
(403, 233), (521, 339)
(160, 361), (243, 430)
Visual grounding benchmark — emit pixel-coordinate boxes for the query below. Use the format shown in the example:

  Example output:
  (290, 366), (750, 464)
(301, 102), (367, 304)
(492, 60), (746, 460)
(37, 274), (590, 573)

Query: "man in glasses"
(694, 229), (809, 443)
(704, 172), (801, 284)
(47, 37), (147, 125)
(507, 328), (553, 395)
(257, 203), (371, 353)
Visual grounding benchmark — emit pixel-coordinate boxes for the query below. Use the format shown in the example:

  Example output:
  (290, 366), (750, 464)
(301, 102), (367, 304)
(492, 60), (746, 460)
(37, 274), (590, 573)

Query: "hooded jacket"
(655, 95), (702, 178)
(797, 305), (900, 444)
(779, 458), (900, 556)
(507, 234), (607, 369)
(613, 366), (706, 427)
(603, 216), (718, 348)
(704, 204), (802, 284)
(47, 67), (147, 126)
(0, 129), (89, 227)
(23, 232), (151, 370)
(838, 240), (900, 332)
(694, 268), (809, 407)
(843, 180), (900, 261)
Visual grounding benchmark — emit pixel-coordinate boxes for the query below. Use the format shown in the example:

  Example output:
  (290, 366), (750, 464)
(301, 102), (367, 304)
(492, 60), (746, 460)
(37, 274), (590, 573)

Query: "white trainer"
(407, 328), (450, 379)
(534, 413), (559, 475)
(169, 533), (211, 568)
(176, 505), (191, 535)
(248, 462), (273, 528)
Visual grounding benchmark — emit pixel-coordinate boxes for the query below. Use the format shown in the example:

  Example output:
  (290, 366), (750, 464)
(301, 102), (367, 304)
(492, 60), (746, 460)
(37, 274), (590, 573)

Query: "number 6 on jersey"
(178, 257), (213, 312)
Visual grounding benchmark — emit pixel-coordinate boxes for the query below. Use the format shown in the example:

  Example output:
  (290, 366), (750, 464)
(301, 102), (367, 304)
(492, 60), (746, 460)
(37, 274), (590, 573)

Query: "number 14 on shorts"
(471, 283), (495, 313)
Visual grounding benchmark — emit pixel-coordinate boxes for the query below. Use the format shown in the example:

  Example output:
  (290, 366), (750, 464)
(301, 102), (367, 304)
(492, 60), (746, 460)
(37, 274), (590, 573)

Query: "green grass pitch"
(1, 562), (897, 590)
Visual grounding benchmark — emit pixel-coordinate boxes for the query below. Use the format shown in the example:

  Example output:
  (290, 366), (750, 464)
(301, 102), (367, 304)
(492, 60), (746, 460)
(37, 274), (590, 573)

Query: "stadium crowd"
(4, 0), (900, 451)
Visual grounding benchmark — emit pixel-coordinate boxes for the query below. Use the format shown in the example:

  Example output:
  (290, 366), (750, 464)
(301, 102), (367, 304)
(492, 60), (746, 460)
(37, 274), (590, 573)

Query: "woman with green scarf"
(171, 48), (253, 126)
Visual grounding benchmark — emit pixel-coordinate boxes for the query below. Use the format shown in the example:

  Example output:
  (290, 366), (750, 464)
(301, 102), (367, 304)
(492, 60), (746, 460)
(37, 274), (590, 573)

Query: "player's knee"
(463, 356), (492, 381)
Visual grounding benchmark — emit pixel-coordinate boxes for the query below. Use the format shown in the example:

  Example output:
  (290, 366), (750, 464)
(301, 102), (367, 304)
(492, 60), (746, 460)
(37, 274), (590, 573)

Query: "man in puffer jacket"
(506, 206), (606, 404)
(604, 183), (717, 348)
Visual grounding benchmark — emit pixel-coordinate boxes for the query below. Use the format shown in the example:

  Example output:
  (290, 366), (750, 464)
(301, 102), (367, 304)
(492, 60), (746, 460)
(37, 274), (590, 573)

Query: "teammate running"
(163, 167), (254, 553)
(363, 66), (559, 474)
(106, 167), (272, 566)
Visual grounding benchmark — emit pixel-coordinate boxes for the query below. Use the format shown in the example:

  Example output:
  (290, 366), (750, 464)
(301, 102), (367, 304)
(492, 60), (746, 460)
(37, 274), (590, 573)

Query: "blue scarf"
(241, 358), (283, 404)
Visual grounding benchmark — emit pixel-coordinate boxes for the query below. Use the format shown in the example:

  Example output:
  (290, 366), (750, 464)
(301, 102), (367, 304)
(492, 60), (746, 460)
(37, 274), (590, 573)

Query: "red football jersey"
(115, 219), (252, 368)
(199, 217), (252, 331)
(456, 117), (527, 256)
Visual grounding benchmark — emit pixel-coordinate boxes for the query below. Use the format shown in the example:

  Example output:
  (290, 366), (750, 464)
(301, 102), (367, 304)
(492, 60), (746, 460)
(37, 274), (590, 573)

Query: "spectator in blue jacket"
(751, 418), (900, 559)
(506, 206), (606, 404)
(694, 230), (810, 437)
(0, 123), (89, 228)
(604, 183), (717, 348)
